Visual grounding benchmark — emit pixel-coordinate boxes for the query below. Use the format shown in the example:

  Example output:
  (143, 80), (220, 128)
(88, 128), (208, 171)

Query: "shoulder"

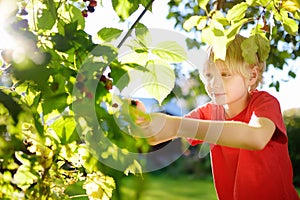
(250, 90), (281, 107)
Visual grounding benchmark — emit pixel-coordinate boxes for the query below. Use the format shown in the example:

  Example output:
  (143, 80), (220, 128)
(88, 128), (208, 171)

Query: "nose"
(208, 74), (222, 90)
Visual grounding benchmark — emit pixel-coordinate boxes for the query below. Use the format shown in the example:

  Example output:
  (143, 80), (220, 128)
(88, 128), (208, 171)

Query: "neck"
(224, 93), (251, 118)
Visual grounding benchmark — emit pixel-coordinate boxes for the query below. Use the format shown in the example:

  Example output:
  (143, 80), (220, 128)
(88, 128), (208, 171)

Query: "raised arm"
(143, 113), (276, 150)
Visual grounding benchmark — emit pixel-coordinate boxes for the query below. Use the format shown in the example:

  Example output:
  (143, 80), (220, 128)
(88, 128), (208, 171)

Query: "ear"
(249, 66), (259, 86)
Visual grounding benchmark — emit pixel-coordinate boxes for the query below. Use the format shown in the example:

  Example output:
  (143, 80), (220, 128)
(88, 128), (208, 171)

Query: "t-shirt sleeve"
(250, 91), (287, 144)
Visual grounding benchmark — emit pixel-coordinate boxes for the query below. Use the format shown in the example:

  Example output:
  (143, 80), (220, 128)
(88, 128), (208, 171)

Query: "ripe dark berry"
(19, 8), (28, 16)
(76, 82), (84, 90)
(87, 5), (95, 13)
(86, 92), (94, 99)
(105, 79), (113, 90)
(81, 10), (88, 17)
(112, 103), (118, 108)
(83, 0), (89, 2)
(99, 75), (107, 83)
(76, 74), (86, 82)
(89, 0), (97, 7)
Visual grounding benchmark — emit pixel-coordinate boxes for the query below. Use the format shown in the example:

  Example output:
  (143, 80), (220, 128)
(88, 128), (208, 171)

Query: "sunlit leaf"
(97, 28), (123, 43)
(112, 0), (139, 20)
(283, 16), (298, 36)
(183, 15), (201, 31)
(198, 0), (210, 12)
(255, 34), (270, 62)
(226, 2), (248, 22)
(241, 36), (258, 64)
(282, 0), (300, 12)
(13, 165), (38, 191)
(151, 41), (188, 63)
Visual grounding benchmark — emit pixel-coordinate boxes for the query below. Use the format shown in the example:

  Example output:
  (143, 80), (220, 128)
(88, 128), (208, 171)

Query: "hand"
(137, 113), (177, 146)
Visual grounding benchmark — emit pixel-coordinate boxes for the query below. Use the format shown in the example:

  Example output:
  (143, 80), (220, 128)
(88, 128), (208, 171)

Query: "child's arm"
(141, 113), (275, 150)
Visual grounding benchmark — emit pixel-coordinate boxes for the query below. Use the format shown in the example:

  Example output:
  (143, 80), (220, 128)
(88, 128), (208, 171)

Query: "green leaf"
(110, 65), (130, 91)
(13, 165), (38, 191)
(226, 2), (248, 22)
(42, 92), (68, 115)
(226, 18), (249, 42)
(97, 28), (123, 43)
(211, 19), (225, 36)
(52, 33), (73, 52)
(0, 91), (22, 122)
(241, 34), (270, 64)
(255, 34), (270, 62)
(241, 36), (259, 64)
(183, 16), (201, 31)
(198, 0), (210, 12)
(135, 23), (152, 48)
(91, 44), (118, 63)
(112, 0), (139, 21)
(50, 116), (76, 144)
(143, 60), (175, 104)
(37, 8), (56, 30)
(151, 41), (188, 63)
(124, 160), (143, 175)
(212, 11), (229, 26)
(288, 70), (297, 78)
(125, 59), (175, 104)
(282, 16), (298, 36)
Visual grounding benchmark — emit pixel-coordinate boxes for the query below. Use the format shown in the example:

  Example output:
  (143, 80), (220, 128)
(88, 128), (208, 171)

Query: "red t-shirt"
(186, 90), (299, 200)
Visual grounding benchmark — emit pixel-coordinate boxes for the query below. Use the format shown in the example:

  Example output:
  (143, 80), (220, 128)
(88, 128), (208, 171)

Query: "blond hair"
(206, 34), (265, 91)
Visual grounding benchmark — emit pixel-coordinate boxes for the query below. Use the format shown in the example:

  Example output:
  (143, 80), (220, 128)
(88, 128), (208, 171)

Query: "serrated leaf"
(135, 24), (152, 47)
(97, 28), (123, 43)
(241, 34), (270, 63)
(124, 59), (175, 104)
(255, 34), (270, 62)
(241, 36), (258, 64)
(50, 116), (76, 144)
(143, 60), (175, 104)
(37, 8), (56, 30)
(151, 41), (188, 63)
(226, 2), (248, 22)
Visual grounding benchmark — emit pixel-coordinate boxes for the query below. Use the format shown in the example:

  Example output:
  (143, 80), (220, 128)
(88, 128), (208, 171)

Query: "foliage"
(284, 108), (300, 187)
(167, 0), (300, 91)
(0, 0), (299, 199)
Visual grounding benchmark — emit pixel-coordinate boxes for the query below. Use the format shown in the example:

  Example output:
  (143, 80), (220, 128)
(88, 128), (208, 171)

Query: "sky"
(84, 0), (300, 112)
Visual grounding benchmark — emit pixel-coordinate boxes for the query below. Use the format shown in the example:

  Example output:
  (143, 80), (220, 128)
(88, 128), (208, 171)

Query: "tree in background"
(0, 0), (299, 199)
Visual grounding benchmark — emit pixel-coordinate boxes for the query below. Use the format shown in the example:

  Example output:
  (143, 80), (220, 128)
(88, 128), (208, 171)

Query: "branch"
(117, 0), (155, 48)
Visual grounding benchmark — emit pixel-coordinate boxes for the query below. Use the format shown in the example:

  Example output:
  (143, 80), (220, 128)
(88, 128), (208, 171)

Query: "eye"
(205, 73), (212, 79)
(221, 72), (231, 77)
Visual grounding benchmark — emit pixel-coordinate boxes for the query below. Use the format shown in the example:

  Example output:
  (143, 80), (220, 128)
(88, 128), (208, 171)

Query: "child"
(136, 34), (300, 199)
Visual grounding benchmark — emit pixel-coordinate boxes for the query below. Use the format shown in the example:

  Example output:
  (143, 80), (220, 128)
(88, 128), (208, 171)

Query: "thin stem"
(117, 0), (155, 48)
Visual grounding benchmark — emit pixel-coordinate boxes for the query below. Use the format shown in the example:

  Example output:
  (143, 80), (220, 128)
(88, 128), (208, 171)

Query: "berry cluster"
(98, 74), (113, 91)
(81, 0), (98, 17)
(75, 74), (94, 99)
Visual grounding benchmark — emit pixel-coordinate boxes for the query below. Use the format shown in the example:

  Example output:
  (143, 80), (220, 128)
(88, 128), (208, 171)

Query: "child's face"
(202, 60), (250, 106)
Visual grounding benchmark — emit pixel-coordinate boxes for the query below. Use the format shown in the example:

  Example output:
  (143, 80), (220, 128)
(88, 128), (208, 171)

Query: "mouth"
(211, 92), (225, 97)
